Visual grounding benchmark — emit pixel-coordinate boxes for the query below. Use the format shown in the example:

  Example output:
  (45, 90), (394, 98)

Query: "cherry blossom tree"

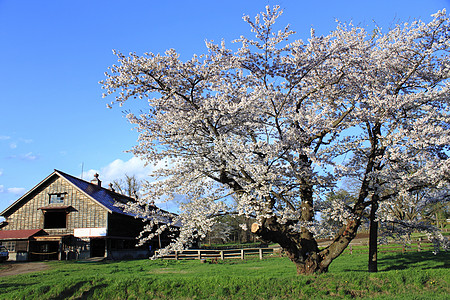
(102, 6), (450, 274)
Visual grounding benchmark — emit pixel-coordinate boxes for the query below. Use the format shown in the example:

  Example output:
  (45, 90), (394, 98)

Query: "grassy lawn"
(0, 251), (448, 299)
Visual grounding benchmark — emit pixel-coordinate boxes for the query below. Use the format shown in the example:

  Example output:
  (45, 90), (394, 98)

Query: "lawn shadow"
(76, 283), (108, 299)
(332, 251), (449, 273)
(50, 281), (109, 300)
(378, 251), (449, 271)
(0, 283), (32, 289)
(51, 281), (88, 300)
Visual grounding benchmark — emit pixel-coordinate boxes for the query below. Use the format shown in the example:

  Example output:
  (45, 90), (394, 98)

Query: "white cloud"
(20, 138), (33, 144)
(23, 152), (38, 160)
(0, 184), (26, 198)
(82, 156), (155, 184)
(8, 152), (40, 161)
(0, 136), (11, 140)
(9, 143), (17, 149)
(0, 169), (3, 176)
(81, 157), (180, 211)
(13, 152), (39, 161)
(7, 187), (26, 196)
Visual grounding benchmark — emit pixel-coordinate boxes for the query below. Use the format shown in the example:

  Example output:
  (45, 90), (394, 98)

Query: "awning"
(0, 229), (45, 240)
(38, 206), (73, 212)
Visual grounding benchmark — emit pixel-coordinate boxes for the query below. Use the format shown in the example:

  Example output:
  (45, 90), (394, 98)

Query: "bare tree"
(112, 174), (141, 198)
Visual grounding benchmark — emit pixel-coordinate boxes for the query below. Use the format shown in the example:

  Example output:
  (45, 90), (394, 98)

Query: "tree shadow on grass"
(378, 251), (449, 271)
(76, 283), (108, 299)
(50, 281), (109, 300)
(51, 281), (89, 300)
(0, 283), (32, 290)
(334, 251), (449, 273)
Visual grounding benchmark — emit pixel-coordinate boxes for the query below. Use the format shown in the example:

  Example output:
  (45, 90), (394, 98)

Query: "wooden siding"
(2, 175), (108, 234)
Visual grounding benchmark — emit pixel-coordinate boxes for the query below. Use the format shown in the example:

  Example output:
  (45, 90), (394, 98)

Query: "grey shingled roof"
(1, 170), (176, 225)
(55, 170), (139, 217)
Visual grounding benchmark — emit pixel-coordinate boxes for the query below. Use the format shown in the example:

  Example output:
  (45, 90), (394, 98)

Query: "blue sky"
(0, 0), (448, 214)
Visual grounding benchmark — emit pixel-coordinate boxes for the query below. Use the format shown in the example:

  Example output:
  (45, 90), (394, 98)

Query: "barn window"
(49, 193), (65, 204)
(0, 241), (15, 252)
(44, 211), (67, 228)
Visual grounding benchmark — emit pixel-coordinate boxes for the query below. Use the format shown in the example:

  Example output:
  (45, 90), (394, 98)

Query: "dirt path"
(0, 262), (49, 277)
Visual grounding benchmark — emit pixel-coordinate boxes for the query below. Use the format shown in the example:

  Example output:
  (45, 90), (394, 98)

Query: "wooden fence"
(157, 239), (439, 261)
(346, 239), (436, 255)
(157, 247), (278, 261)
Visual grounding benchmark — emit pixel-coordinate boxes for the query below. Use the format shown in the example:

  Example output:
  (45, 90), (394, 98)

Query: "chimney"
(91, 173), (102, 187)
(109, 183), (115, 192)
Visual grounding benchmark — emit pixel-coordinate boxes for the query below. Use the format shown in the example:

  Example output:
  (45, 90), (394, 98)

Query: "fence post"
(349, 245), (353, 255)
(402, 245), (405, 254)
(418, 238), (422, 252)
(259, 248), (263, 260)
(241, 249), (244, 260)
(198, 250), (201, 260)
(175, 250), (178, 260)
(220, 250), (224, 260)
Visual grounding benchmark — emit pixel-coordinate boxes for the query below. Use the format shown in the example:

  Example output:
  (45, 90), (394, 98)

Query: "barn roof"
(55, 170), (138, 216)
(0, 170), (177, 225)
(0, 170), (140, 218)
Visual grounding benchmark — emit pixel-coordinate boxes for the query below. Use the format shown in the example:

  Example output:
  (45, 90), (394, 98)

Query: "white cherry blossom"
(102, 6), (449, 274)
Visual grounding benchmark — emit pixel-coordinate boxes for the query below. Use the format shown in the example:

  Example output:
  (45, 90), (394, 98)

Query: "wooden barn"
(0, 170), (175, 261)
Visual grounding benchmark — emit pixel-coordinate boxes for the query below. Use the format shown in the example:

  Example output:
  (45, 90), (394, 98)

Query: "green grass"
(0, 251), (448, 299)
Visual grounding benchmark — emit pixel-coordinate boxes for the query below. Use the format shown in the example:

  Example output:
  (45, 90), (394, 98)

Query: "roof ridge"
(55, 169), (137, 201)
(55, 170), (143, 217)
(54, 169), (90, 184)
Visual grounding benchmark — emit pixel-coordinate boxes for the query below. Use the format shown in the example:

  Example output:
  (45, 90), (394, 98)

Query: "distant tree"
(103, 6), (450, 274)
(112, 174), (142, 198)
(225, 214), (257, 244)
(422, 195), (450, 230)
(378, 187), (450, 236)
(204, 220), (233, 245)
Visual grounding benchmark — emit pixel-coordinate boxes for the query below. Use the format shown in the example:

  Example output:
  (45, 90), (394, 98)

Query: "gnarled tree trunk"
(251, 184), (364, 275)
(251, 216), (362, 274)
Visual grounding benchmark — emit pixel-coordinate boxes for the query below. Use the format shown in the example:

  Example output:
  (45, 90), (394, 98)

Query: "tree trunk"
(251, 180), (366, 275)
(252, 215), (363, 275)
(368, 196), (379, 273)
(270, 124), (383, 274)
(291, 230), (324, 275)
(251, 218), (324, 275)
